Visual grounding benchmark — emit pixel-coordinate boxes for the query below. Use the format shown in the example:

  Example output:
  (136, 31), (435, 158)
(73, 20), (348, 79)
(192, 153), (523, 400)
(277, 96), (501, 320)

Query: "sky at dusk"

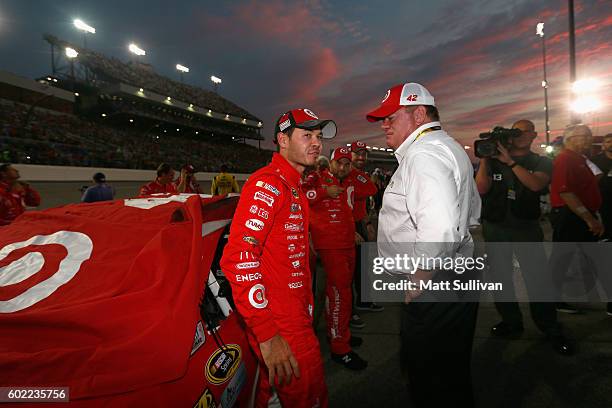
(0, 0), (610, 156)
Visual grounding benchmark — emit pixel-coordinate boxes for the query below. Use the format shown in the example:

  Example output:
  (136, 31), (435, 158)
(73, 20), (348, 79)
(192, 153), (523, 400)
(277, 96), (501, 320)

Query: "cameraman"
(475, 119), (572, 355)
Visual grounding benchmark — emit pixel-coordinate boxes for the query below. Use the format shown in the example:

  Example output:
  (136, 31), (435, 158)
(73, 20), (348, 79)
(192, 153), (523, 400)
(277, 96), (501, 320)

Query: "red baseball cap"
(330, 147), (352, 162)
(274, 108), (337, 143)
(366, 82), (436, 122)
(351, 140), (368, 152)
(182, 164), (195, 173)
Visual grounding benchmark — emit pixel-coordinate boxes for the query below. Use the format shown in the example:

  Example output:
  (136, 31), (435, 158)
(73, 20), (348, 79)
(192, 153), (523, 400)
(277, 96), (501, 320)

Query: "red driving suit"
(0, 181), (41, 226)
(220, 153), (327, 408)
(303, 169), (355, 355)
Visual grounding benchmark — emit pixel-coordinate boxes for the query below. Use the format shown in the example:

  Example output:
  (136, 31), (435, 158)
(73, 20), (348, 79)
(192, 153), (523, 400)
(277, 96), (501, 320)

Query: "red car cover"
(0, 194), (257, 407)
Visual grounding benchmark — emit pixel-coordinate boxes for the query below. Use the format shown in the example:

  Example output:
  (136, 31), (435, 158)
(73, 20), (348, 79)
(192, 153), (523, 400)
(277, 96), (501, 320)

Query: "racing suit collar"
(271, 153), (302, 186)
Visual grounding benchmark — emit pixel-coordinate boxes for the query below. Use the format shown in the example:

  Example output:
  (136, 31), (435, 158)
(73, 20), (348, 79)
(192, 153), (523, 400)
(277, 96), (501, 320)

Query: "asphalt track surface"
(316, 226), (612, 407)
(318, 299), (612, 407)
(26, 182), (612, 407)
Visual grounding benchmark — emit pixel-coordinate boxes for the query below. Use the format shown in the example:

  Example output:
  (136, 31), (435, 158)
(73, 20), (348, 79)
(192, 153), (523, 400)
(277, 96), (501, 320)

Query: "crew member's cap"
(93, 172), (106, 183)
(274, 108), (337, 143)
(351, 140), (368, 152)
(330, 147), (352, 162)
(182, 164), (195, 173)
(366, 82), (435, 122)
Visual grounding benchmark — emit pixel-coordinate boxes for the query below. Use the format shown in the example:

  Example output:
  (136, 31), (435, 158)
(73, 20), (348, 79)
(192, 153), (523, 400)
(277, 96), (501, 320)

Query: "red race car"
(0, 194), (257, 407)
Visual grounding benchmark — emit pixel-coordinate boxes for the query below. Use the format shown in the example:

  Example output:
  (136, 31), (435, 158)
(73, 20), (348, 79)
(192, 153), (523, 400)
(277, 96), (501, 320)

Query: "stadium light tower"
(73, 19), (95, 48)
(568, 0), (578, 124)
(570, 78), (602, 115)
(65, 47), (78, 59)
(176, 64), (189, 83)
(536, 22), (550, 144)
(128, 43), (146, 66)
(65, 47), (78, 80)
(128, 43), (146, 56)
(211, 75), (222, 93)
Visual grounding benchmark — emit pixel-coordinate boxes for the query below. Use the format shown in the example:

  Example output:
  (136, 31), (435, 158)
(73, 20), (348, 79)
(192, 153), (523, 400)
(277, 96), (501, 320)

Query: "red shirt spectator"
(175, 164), (203, 194)
(180, 181), (202, 194)
(139, 180), (178, 196)
(551, 148), (602, 211)
(139, 163), (178, 196)
(0, 165), (41, 226)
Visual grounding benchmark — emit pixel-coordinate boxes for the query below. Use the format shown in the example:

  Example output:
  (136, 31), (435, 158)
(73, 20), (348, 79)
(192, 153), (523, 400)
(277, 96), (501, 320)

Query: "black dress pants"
(401, 301), (479, 407)
(483, 220), (560, 335)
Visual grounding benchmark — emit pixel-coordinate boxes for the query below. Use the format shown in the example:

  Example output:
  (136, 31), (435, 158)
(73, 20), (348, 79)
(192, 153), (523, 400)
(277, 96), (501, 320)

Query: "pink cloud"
(199, 0), (340, 45)
(198, 0), (344, 105)
(296, 47), (341, 102)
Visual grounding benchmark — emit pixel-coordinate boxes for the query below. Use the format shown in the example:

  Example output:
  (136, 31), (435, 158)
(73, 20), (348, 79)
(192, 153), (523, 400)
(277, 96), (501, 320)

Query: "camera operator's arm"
(495, 142), (549, 192)
(475, 158), (492, 194)
(559, 192), (605, 237)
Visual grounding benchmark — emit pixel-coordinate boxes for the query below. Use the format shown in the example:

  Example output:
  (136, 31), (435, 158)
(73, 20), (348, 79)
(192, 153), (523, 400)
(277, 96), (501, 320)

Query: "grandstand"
(0, 34), (272, 174)
(362, 148), (397, 171)
(335, 144), (397, 172)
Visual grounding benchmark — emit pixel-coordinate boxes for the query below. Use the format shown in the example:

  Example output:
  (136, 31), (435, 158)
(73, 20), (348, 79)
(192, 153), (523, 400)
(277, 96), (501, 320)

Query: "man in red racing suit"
(347, 141), (378, 233)
(303, 147), (368, 371)
(346, 141), (381, 314)
(221, 108), (336, 407)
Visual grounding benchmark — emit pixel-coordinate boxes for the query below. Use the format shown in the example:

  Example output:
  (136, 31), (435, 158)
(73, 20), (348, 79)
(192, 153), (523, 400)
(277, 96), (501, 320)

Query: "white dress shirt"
(377, 121), (481, 272)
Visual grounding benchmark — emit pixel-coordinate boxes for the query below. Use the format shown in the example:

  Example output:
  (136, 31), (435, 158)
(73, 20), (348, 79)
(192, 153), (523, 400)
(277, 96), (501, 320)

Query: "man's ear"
(277, 132), (289, 149)
(414, 106), (427, 125)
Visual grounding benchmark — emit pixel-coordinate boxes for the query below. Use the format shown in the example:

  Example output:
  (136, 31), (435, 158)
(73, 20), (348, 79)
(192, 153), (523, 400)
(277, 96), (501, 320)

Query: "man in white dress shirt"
(366, 82), (481, 407)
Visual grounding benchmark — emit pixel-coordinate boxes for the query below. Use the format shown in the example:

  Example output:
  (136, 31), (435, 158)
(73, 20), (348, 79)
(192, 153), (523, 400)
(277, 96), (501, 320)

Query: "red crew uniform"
(345, 168), (377, 223)
(346, 142), (379, 312)
(303, 168), (356, 355)
(220, 153), (327, 408)
(139, 180), (178, 197)
(0, 181), (41, 226)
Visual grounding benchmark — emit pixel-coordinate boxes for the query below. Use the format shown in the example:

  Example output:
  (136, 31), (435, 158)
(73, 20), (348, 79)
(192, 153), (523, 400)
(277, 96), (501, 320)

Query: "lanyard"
(414, 126), (442, 141)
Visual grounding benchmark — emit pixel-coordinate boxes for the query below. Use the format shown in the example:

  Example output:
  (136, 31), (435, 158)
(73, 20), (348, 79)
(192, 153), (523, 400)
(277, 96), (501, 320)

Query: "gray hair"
(563, 124), (592, 140)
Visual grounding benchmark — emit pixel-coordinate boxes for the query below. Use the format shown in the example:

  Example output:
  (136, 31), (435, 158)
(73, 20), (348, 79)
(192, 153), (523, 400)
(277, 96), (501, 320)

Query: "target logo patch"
(248, 284), (268, 309)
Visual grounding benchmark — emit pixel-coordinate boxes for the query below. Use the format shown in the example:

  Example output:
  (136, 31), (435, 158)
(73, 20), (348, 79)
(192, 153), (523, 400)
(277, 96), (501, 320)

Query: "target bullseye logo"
(303, 108), (318, 119)
(248, 284), (268, 309)
(382, 89), (391, 103)
(0, 231), (93, 313)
